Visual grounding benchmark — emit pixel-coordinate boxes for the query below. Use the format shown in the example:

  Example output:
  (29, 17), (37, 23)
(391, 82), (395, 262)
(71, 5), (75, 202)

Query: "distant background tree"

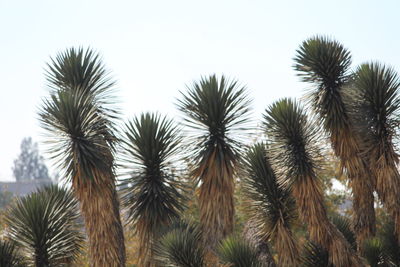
(12, 137), (50, 181)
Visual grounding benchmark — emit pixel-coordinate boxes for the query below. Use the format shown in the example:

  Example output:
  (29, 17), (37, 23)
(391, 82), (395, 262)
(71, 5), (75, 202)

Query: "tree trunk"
(73, 174), (126, 267)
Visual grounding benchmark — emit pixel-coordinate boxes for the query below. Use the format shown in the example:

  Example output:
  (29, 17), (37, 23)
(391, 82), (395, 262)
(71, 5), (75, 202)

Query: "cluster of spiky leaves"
(217, 236), (262, 267)
(301, 242), (332, 267)
(361, 219), (400, 266)
(264, 98), (362, 266)
(348, 63), (400, 154)
(329, 214), (357, 251)
(40, 47), (118, 183)
(39, 47), (126, 266)
(301, 215), (356, 267)
(294, 35), (376, 246)
(242, 143), (299, 266)
(5, 185), (83, 266)
(346, 62), (400, 237)
(293, 35), (352, 126)
(263, 98), (321, 190)
(154, 220), (206, 267)
(120, 113), (187, 266)
(177, 74), (252, 246)
(0, 240), (26, 267)
(303, 217), (400, 266)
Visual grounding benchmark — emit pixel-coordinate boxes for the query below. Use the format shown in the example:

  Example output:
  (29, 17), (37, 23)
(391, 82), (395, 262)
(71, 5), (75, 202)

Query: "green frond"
(120, 113), (187, 264)
(379, 220), (400, 265)
(330, 214), (357, 250)
(121, 112), (187, 230)
(349, 62), (400, 148)
(39, 47), (118, 183)
(301, 242), (332, 267)
(5, 185), (84, 266)
(154, 221), (205, 267)
(0, 240), (26, 267)
(293, 35), (352, 131)
(301, 215), (357, 267)
(45, 47), (116, 102)
(242, 143), (297, 239)
(217, 236), (262, 267)
(263, 98), (320, 190)
(362, 238), (389, 267)
(177, 74), (252, 174)
(177, 74), (252, 246)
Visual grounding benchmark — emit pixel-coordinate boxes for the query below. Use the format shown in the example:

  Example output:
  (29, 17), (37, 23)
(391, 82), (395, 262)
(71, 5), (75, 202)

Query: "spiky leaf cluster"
(263, 98), (321, 189)
(5, 185), (83, 266)
(301, 242), (332, 267)
(154, 221), (205, 267)
(217, 236), (262, 267)
(177, 74), (251, 180)
(39, 47), (118, 183)
(301, 214), (357, 267)
(120, 113), (187, 244)
(294, 36), (352, 131)
(0, 240), (26, 267)
(346, 62), (400, 153)
(330, 214), (357, 250)
(242, 143), (297, 240)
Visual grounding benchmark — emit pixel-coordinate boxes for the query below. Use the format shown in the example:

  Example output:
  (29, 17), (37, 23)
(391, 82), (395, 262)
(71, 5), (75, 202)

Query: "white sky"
(1, 0), (400, 181)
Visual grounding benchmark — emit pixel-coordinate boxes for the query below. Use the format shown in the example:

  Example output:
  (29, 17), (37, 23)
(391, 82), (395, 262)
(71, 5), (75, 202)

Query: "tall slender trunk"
(370, 149), (400, 239)
(197, 151), (235, 248)
(294, 177), (364, 266)
(330, 129), (376, 247)
(73, 173), (126, 267)
(35, 248), (49, 267)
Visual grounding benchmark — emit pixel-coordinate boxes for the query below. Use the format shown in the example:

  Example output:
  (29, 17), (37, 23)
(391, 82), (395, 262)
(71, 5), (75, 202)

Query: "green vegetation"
(2, 36), (400, 266)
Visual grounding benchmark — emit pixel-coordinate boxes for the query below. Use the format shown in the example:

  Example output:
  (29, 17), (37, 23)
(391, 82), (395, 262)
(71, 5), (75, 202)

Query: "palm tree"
(177, 74), (251, 247)
(154, 220), (206, 267)
(293, 36), (376, 246)
(0, 240), (26, 267)
(120, 113), (187, 267)
(348, 62), (400, 240)
(217, 236), (262, 267)
(264, 98), (363, 266)
(39, 48), (126, 266)
(5, 185), (83, 266)
(242, 143), (299, 266)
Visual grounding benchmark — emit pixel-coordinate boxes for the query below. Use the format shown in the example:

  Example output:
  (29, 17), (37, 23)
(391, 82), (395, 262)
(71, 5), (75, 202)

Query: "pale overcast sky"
(1, 0), (399, 181)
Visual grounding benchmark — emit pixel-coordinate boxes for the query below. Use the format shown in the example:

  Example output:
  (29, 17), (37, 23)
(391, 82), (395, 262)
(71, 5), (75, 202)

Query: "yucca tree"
(217, 236), (262, 267)
(264, 98), (363, 266)
(361, 219), (400, 266)
(120, 113), (187, 267)
(0, 240), (26, 267)
(347, 62), (400, 240)
(301, 242), (332, 267)
(362, 239), (388, 267)
(154, 221), (206, 267)
(177, 74), (251, 247)
(242, 143), (299, 266)
(293, 36), (376, 246)
(242, 221), (276, 267)
(5, 185), (83, 266)
(301, 214), (358, 267)
(39, 48), (126, 266)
